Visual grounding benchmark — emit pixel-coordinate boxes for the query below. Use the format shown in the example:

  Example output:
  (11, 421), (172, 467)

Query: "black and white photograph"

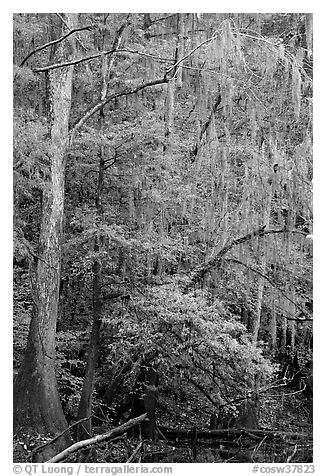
(12, 11), (314, 467)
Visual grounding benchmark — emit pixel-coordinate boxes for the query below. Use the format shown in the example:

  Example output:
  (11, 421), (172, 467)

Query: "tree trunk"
(175, 13), (185, 88)
(252, 173), (274, 344)
(76, 131), (104, 442)
(129, 364), (159, 440)
(270, 295), (277, 353)
(164, 78), (175, 151)
(76, 228), (102, 440)
(252, 273), (266, 345)
(281, 313), (288, 356)
(13, 13), (77, 462)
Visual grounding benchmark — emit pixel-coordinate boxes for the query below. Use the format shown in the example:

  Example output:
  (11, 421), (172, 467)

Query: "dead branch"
(33, 47), (119, 72)
(55, 13), (88, 51)
(33, 48), (172, 73)
(227, 257), (312, 319)
(67, 33), (224, 141)
(164, 29), (219, 79)
(192, 227), (307, 283)
(184, 373), (220, 409)
(148, 14), (177, 26)
(191, 94), (223, 159)
(287, 444), (298, 462)
(101, 18), (131, 101)
(20, 26), (92, 66)
(70, 77), (168, 142)
(46, 414), (147, 463)
(126, 441), (143, 463)
(31, 416), (91, 456)
(159, 426), (310, 440)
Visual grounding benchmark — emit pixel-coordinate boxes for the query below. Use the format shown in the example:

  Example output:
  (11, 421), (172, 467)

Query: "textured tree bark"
(13, 13), (77, 462)
(175, 13), (185, 88)
(270, 296), (277, 352)
(129, 364), (159, 440)
(252, 173), (274, 345)
(76, 237), (102, 442)
(164, 78), (175, 151)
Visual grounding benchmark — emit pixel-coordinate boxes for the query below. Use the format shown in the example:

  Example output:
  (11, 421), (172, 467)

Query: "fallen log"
(159, 426), (310, 440)
(46, 414), (148, 463)
(32, 416), (91, 458)
(126, 441), (143, 463)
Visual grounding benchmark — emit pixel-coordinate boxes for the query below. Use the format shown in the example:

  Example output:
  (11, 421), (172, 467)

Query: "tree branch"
(63, 32), (229, 141)
(160, 426), (310, 440)
(33, 47), (118, 72)
(20, 26), (92, 66)
(46, 414), (147, 463)
(149, 14), (177, 26)
(55, 13), (88, 51)
(126, 441), (143, 463)
(164, 29), (219, 79)
(33, 48), (173, 73)
(227, 257), (312, 320)
(184, 373), (220, 410)
(31, 417), (91, 457)
(192, 227), (307, 283)
(191, 93), (223, 160)
(16, 229), (58, 271)
(69, 77), (168, 143)
(283, 315), (313, 322)
(101, 17), (131, 101)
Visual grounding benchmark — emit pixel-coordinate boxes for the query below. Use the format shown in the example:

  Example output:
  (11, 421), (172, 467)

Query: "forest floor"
(13, 383), (312, 463)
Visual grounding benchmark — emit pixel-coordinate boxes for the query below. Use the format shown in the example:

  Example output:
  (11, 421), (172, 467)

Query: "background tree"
(13, 13), (78, 460)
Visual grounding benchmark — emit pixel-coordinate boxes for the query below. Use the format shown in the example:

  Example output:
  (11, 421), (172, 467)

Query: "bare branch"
(100, 16), (131, 101)
(165, 30), (219, 78)
(282, 315), (312, 322)
(126, 441), (143, 463)
(227, 257), (312, 320)
(193, 227), (307, 283)
(191, 93), (223, 160)
(184, 373), (220, 409)
(160, 426), (310, 440)
(55, 13), (88, 51)
(65, 31), (229, 142)
(24, 29), (223, 147)
(238, 31), (283, 48)
(46, 414), (147, 463)
(70, 77), (168, 143)
(149, 14), (177, 26)
(16, 229), (58, 271)
(33, 48), (118, 72)
(32, 417), (91, 457)
(20, 26), (92, 67)
(33, 48), (173, 73)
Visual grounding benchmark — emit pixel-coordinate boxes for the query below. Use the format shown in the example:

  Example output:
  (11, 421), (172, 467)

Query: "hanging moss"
(128, 191), (135, 223)
(291, 62), (302, 120)
(207, 114), (218, 154)
(305, 14), (313, 59)
(221, 19), (233, 57)
(249, 104), (258, 145)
